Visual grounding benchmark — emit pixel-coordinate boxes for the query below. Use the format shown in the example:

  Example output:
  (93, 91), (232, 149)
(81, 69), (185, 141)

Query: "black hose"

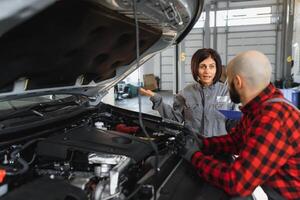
(6, 138), (44, 176)
(132, 0), (159, 199)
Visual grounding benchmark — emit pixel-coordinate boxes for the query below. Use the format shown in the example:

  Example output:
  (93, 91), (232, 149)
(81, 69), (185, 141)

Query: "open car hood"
(0, 0), (203, 102)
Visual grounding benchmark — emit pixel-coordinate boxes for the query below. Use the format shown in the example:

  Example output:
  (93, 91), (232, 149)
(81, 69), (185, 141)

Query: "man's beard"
(229, 82), (241, 104)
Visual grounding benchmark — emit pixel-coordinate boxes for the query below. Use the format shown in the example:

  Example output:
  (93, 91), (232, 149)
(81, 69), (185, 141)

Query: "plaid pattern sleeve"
(202, 122), (244, 155)
(191, 84), (300, 199)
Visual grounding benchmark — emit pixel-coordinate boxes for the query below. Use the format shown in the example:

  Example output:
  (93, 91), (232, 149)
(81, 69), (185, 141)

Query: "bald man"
(179, 51), (300, 199)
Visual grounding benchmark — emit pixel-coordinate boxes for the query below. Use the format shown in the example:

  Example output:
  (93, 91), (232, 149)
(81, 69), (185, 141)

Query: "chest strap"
(265, 97), (299, 112)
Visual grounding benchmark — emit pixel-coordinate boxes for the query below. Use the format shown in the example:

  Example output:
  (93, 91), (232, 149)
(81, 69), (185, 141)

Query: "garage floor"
(114, 90), (173, 116)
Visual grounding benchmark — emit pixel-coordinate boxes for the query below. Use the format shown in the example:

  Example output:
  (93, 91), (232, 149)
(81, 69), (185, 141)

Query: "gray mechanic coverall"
(150, 82), (232, 137)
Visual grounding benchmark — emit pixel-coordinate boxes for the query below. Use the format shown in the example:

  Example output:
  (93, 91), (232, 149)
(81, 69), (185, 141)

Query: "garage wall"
(160, 46), (175, 90)
(218, 0), (281, 9)
(293, 0), (300, 83)
(158, 28), (204, 90)
(179, 24), (280, 89)
(157, 0), (283, 91)
(225, 24), (279, 81)
(182, 28), (204, 86)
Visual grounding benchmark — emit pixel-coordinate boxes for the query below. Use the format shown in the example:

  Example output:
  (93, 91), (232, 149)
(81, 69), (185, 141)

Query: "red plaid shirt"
(191, 83), (300, 199)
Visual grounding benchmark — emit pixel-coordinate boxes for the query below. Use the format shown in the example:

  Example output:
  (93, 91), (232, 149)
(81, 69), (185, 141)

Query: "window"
(226, 7), (272, 26)
(193, 11), (215, 28)
(194, 6), (272, 28)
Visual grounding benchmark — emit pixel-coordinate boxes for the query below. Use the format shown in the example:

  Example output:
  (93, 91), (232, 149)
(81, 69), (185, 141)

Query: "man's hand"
(177, 134), (203, 161)
(139, 88), (155, 97)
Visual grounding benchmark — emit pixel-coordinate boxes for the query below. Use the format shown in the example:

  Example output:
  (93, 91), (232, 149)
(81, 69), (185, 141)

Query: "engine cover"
(36, 127), (153, 162)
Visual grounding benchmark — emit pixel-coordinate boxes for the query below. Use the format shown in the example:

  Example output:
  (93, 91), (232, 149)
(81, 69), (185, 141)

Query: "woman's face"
(198, 56), (216, 86)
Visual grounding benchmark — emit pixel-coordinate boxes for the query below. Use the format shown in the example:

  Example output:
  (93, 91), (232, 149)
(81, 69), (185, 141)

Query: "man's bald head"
(227, 51), (272, 90)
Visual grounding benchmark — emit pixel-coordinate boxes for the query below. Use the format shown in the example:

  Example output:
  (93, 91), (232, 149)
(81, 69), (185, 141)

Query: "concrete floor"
(114, 90), (174, 116)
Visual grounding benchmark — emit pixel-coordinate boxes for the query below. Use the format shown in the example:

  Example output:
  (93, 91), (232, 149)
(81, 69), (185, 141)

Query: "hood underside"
(0, 0), (203, 101)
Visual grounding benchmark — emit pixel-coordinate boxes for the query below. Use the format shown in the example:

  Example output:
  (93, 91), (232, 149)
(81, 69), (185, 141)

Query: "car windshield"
(0, 94), (73, 111)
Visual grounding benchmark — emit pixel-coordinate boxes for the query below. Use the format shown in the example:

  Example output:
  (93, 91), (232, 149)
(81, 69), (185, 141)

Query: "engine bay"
(0, 103), (184, 200)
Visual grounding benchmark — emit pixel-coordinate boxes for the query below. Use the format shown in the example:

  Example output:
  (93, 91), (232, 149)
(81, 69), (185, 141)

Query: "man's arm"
(202, 121), (244, 155)
(192, 116), (294, 197)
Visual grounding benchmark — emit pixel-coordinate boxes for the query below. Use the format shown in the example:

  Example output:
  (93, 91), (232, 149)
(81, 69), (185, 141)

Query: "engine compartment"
(36, 127), (153, 162)
(0, 103), (183, 200)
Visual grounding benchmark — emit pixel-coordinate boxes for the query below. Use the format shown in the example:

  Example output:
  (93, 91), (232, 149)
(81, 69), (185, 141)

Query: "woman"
(140, 48), (232, 137)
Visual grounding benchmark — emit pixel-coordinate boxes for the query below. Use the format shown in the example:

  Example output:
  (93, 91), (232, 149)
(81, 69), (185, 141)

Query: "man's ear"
(234, 75), (243, 89)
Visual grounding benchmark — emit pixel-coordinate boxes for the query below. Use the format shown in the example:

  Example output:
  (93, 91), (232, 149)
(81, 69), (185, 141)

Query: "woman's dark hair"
(191, 48), (222, 84)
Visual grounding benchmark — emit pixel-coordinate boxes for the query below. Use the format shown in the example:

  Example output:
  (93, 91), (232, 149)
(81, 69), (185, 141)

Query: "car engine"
(0, 104), (183, 200)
